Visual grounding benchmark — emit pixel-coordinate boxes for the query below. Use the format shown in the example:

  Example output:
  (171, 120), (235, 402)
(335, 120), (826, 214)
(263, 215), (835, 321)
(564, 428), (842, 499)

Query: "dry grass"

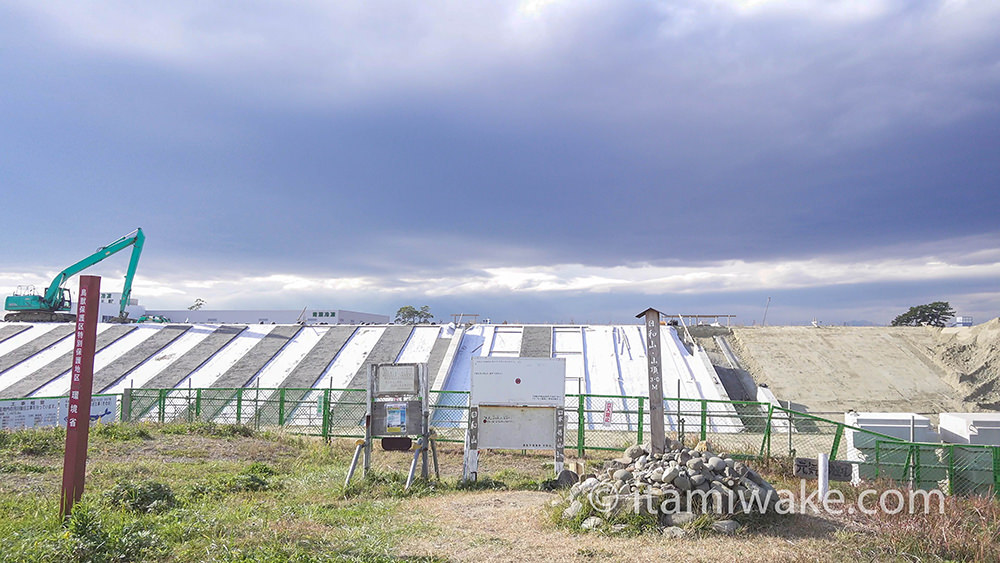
(396, 490), (857, 562)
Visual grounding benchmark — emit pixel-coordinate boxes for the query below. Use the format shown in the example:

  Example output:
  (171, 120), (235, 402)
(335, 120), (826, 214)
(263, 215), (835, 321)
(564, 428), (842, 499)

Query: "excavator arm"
(5, 228), (145, 322)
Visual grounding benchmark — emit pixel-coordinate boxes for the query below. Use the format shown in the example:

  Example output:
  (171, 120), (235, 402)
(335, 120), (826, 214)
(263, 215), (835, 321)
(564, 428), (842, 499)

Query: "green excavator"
(4, 228), (145, 323)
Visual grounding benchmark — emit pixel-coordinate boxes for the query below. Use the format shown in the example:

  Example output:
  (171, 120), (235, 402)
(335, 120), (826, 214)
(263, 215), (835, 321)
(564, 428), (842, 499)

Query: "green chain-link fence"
(868, 440), (1000, 496)
(104, 387), (996, 497)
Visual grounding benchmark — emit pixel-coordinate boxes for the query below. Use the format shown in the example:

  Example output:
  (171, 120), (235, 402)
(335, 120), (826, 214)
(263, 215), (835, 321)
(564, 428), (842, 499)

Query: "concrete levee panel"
(0, 325), (136, 399)
(0, 325), (74, 375)
(92, 325), (191, 392)
(142, 325), (246, 390)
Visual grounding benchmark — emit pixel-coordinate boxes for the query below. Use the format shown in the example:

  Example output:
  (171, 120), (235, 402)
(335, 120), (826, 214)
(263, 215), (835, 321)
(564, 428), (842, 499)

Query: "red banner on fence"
(603, 401), (613, 425)
(59, 275), (100, 518)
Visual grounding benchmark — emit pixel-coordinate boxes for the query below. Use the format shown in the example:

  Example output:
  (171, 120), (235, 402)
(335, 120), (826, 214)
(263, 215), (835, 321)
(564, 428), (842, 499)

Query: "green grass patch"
(103, 480), (178, 513)
(0, 427), (66, 455)
(0, 460), (51, 473)
(90, 423), (153, 442)
(158, 421), (258, 438)
(190, 463), (282, 499)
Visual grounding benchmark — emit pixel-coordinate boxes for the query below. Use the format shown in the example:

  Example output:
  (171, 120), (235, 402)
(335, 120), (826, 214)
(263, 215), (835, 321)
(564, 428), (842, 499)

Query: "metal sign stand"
(343, 363), (438, 490)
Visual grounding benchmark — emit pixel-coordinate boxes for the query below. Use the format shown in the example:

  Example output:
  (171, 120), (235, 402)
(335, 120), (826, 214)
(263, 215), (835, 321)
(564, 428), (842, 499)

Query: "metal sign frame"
(344, 363), (439, 490)
(463, 358), (566, 482)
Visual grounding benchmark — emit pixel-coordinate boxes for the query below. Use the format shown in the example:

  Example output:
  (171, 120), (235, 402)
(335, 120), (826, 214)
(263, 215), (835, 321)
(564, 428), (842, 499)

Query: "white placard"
(0, 398), (61, 430)
(0, 395), (118, 431)
(476, 405), (557, 450)
(375, 364), (419, 396)
(471, 357), (565, 407)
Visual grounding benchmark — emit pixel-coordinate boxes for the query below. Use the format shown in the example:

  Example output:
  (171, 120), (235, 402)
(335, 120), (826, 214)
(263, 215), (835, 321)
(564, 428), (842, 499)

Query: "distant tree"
(188, 298), (206, 311)
(891, 301), (955, 327)
(395, 305), (433, 324)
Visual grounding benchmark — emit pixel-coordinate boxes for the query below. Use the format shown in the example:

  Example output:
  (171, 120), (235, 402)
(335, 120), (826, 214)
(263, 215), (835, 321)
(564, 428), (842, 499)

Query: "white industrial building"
(145, 308), (388, 325)
(86, 293), (388, 325)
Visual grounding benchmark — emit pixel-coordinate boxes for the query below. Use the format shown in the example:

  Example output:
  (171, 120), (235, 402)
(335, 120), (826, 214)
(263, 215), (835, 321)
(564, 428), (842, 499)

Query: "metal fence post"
(993, 446), (1000, 497)
(322, 389), (331, 442)
(577, 394), (585, 458)
(946, 445), (955, 495)
(787, 410), (793, 457)
(830, 424), (843, 461)
(195, 389), (202, 420)
(637, 397), (645, 445)
(279, 388), (286, 426)
(759, 404), (773, 459)
(157, 389), (166, 423)
(121, 389), (132, 422)
(699, 400), (707, 441)
(236, 390), (243, 424)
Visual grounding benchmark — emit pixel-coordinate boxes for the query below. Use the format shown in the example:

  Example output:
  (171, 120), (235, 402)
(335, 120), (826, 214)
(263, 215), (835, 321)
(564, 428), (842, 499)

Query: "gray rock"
(581, 516), (604, 530)
(664, 511), (696, 527)
(746, 469), (766, 486)
(612, 469), (632, 482)
(712, 519), (740, 535)
(562, 500), (584, 520)
(707, 457), (727, 473)
(673, 474), (691, 491)
(556, 469), (579, 488)
(686, 458), (704, 471)
(661, 466), (680, 485)
(579, 477), (600, 492)
(662, 526), (687, 539)
(690, 474), (706, 488)
(650, 467), (665, 482)
(628, 494), (659, 517)
(625, 444), (645, 459)
(609, 457), (633, 468)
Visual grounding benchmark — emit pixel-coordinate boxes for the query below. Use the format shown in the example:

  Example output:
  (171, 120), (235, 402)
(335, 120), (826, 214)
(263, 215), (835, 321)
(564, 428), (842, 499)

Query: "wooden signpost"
(60, 275), (100, 518)
(637, 308), (665, 454)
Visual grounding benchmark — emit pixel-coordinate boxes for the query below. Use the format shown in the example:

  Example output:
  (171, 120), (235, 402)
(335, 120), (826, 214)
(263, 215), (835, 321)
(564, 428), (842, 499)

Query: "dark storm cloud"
(1, 1), (999, 323)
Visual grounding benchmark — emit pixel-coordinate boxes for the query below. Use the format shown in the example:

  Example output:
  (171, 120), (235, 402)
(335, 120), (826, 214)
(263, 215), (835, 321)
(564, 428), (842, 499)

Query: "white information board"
(375, 364), (420, 396)
(0, 395), (118, 431)
(477, 405), (557, 450)
(471, 357), (565, 407)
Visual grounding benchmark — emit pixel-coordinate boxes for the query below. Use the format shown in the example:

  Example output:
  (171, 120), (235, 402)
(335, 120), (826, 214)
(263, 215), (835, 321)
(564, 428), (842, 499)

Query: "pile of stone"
(562, 441), (778, 535)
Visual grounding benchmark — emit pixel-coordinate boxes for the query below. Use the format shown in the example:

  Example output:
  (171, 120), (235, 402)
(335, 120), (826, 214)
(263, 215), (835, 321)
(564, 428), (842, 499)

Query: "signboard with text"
(0, 395), (117, 431)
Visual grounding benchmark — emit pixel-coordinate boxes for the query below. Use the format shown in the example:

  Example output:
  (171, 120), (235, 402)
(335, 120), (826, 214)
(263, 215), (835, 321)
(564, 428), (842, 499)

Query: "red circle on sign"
(515, 378), (521, 384)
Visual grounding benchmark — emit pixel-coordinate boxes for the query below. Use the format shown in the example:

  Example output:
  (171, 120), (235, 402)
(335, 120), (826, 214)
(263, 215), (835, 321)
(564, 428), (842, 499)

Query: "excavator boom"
(4, 228), (145, 322)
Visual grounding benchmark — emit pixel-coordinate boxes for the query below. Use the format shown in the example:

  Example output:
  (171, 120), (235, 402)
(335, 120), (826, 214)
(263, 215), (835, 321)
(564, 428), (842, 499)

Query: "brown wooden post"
(60, 275), (101, 518)
(636, 307), (665, 454)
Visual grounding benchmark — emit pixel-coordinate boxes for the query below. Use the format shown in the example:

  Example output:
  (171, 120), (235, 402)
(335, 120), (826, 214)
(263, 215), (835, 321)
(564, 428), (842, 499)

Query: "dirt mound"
(933, 318), (1000, 410)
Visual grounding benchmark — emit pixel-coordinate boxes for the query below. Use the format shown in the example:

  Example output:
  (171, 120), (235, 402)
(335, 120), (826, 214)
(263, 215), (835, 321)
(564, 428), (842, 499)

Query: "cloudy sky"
(2, 0), (999, 325)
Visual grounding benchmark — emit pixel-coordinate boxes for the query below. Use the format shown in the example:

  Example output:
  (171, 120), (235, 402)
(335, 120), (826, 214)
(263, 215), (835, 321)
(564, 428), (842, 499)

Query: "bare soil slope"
(729, 325), (968, 413)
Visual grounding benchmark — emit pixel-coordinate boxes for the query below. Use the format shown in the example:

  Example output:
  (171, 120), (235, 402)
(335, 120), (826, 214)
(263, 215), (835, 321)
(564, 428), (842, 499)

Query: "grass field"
(0, 422), (997, 562)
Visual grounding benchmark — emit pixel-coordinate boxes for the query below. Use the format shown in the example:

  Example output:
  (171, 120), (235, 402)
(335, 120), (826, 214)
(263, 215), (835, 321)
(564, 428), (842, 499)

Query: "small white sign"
(471, 357), (565, 407)
(476, 405), (557, 450)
